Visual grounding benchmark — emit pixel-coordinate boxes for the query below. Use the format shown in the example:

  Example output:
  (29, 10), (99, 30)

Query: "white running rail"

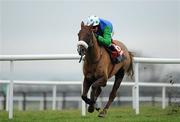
(0, 54), (180, 119)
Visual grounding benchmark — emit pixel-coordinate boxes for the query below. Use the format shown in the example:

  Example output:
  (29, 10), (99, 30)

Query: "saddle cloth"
(105, 40), (125, 64)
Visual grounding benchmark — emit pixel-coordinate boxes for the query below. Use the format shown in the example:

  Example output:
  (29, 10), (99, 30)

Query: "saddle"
(105, 40), (125, 64)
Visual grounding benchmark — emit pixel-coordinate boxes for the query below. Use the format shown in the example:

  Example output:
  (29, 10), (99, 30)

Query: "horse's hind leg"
(98, 68), (124, 117)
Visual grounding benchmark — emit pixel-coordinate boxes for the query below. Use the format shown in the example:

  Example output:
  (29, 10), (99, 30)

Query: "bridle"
(77, 40), (88, 63)
(77, 31), (102, 64)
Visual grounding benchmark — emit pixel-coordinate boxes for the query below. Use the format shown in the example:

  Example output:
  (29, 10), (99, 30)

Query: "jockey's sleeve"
(97, 26), (111, 47)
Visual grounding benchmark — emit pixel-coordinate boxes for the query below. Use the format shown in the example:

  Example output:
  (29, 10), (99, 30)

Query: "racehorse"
(77, 22), (134, 117)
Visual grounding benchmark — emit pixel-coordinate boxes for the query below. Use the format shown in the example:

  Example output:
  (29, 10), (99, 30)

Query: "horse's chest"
(85, 64), (103, 79)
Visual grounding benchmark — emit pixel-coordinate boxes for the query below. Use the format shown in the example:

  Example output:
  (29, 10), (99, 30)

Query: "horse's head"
(77, 21), (94, 57)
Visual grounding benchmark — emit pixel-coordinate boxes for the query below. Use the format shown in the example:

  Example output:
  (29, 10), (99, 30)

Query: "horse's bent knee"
(92, 80), (107, 88)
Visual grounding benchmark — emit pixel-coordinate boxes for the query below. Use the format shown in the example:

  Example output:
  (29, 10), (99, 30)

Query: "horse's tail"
(126, 51), (134, 79)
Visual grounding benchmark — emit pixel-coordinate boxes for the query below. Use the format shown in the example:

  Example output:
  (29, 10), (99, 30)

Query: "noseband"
(77, 40), (89, 49)
(77, 40), (89, 63)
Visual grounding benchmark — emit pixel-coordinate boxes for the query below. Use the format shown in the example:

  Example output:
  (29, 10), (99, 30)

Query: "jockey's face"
(91, 26), (98, 32)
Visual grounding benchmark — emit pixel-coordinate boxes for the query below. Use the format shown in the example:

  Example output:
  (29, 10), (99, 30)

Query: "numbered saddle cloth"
(105, 40), (125, 64)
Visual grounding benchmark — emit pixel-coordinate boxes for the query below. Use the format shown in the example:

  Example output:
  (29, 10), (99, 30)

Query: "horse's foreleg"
(88, 77), (106, 113)
(81, 78), (93, 105)
(98, 69), (124, 117)
(95, 87), (102, 101)
(88, 87), (102, 113)
(91, 77), (107, 103)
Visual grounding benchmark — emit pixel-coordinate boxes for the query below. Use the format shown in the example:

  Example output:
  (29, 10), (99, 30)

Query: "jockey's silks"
(96, 18), (113, 47)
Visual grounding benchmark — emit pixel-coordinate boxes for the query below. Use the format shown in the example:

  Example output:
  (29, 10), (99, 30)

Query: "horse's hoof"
(88, 105), (95, 113)
(98, 109), (107, 118)
(95, 107), (100, 112)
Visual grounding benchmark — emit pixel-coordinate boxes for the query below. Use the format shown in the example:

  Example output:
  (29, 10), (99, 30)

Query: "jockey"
(86, 15), (113, 47)
(85, 15), (124, 63)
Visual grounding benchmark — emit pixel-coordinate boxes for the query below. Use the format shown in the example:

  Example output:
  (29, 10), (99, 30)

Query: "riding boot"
(108, 44), (116, 51)
(116, 55), (125, 63)
(109, 44), (125, 63)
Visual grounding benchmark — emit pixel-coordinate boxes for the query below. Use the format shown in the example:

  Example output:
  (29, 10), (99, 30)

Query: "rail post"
(52, 85), (57, 110)
(81, 81), (86, 116)
(9, 61), (14, 119)
(162, 86), (166, 109)
(6, 84), (9, 111)
(134, 62), (139, 114)
(132, 85), (136, 109)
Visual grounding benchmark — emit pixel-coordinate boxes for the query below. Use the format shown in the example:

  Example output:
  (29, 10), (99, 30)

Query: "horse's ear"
(81, 21), (84, 28)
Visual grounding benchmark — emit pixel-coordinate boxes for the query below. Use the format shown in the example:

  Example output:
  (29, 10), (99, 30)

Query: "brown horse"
(77, 22), (134, 117)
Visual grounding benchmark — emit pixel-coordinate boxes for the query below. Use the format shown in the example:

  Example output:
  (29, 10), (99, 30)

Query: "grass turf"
(0, 105), (180, 122)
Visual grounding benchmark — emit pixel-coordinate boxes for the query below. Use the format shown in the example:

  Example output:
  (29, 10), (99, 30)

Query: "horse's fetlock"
(81, 95), (87, 101)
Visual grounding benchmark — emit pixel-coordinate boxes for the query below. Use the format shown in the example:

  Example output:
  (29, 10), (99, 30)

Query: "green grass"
(0, 105), (180, 122)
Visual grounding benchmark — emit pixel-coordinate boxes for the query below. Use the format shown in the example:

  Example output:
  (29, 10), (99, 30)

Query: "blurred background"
(0, 0), (179, 111)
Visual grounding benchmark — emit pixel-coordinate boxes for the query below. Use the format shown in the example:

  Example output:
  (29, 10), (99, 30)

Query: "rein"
(89, 32), (103, 64)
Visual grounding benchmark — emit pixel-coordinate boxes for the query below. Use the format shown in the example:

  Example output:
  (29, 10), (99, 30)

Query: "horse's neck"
(86, 34), (101, 63)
